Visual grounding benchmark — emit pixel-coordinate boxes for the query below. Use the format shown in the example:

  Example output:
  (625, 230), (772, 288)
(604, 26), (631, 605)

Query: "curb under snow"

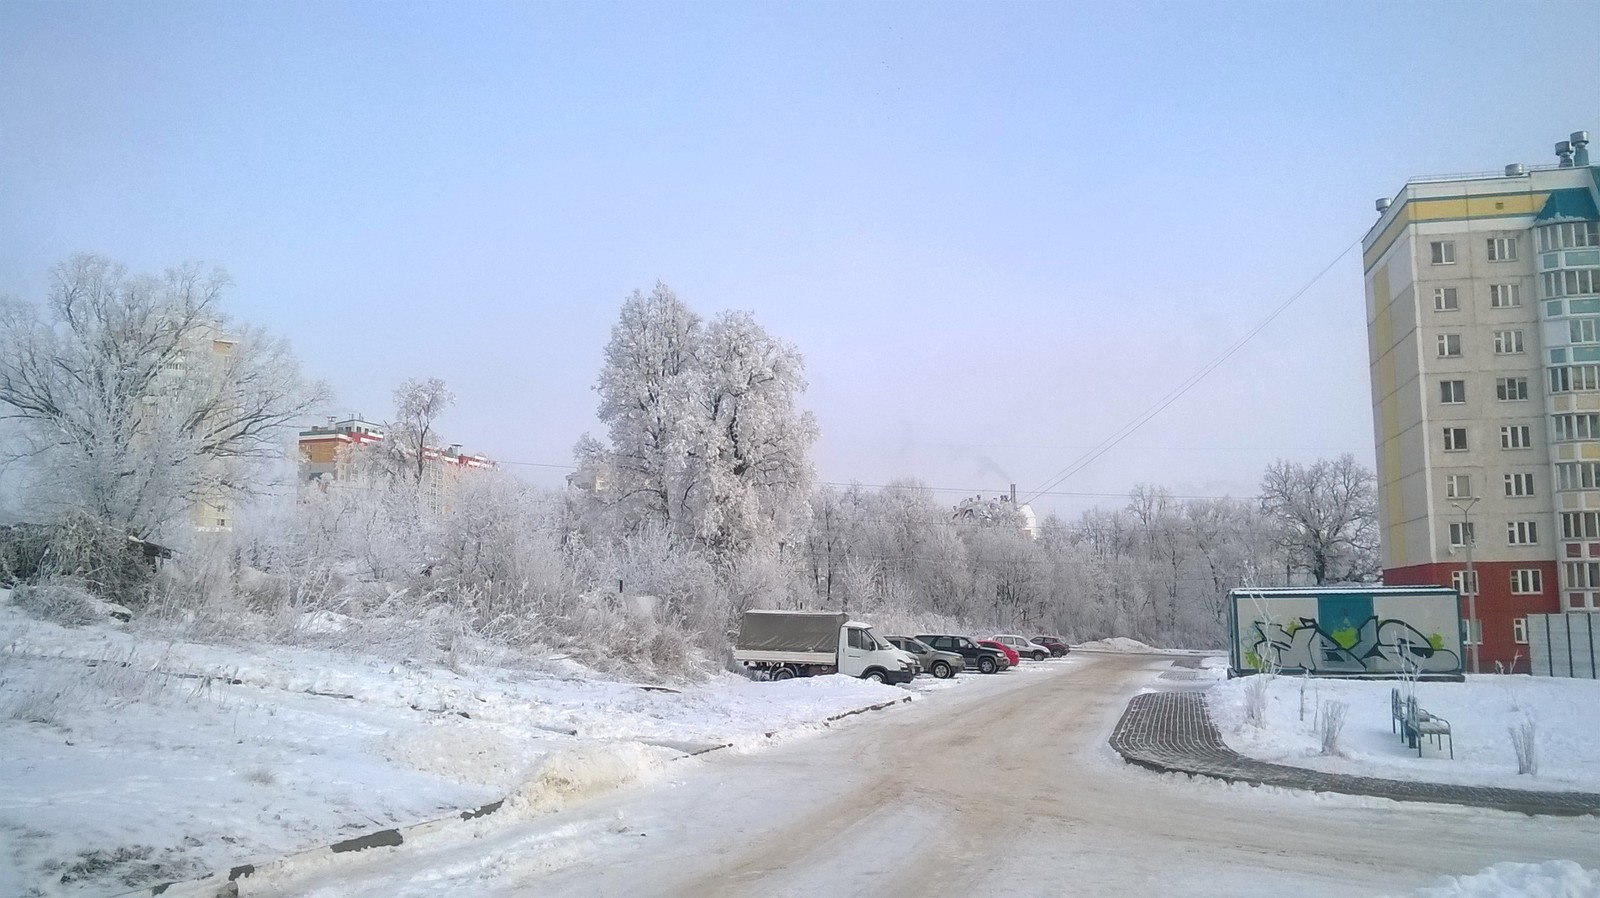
(109, 695), (912, 898)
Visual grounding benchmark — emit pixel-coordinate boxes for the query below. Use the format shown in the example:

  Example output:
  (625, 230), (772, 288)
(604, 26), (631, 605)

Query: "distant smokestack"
(1010, 483), (1017, 504)
(1574, 131), (1591, 167)
(1557, 139), (1574, 167)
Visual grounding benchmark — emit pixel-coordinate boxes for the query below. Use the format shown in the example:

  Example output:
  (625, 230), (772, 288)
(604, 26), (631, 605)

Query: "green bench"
(1391, 687), (1452, 758)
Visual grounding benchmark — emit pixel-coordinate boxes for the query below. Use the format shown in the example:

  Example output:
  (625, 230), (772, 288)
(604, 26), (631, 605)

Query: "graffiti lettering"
(1247, 616), (1459, 674)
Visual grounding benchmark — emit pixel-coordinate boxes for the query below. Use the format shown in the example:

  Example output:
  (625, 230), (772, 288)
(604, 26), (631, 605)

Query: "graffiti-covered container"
(1228, 586), (1464, 678)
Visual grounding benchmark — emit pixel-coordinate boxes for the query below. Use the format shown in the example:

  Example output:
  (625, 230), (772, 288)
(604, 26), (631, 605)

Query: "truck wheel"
(932, 661), (952, 679)
(1032, 651), (1047, 662)
(862, 669), (887, 683)
(978, 656), (997, 674)
(772, 667), (796, 681)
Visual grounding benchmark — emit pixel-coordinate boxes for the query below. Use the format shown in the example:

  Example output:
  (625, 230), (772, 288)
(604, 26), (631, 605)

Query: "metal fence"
(1528, 613), (1600, 679)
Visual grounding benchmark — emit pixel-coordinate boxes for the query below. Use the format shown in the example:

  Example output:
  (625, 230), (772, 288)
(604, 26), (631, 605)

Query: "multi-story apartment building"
(297, 417), (493, 490)
(1364, 129), (1598, 673)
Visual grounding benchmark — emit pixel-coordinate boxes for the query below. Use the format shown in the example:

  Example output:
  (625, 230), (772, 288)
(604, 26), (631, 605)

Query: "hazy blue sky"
(3, 1), (1597, 518)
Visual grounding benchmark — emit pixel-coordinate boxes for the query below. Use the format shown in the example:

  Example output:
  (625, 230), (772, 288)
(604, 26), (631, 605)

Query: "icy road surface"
(250, 653), (1600, 897)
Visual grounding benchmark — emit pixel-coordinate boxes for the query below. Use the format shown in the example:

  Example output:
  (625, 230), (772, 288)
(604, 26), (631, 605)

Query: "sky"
(2, 1), (1598, 518)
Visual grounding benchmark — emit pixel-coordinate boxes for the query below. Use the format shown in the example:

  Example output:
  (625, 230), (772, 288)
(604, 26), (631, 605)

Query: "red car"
(977, 639), (1019, 667)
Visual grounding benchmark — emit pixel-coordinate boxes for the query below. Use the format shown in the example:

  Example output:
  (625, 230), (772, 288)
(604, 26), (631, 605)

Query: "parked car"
(914, 634), (1009, 674)
(884, 636), (966, 679)
(991, 634), (1051, 662)
(978, 639), (1020, 667)
(1032, 635), (1071, 657)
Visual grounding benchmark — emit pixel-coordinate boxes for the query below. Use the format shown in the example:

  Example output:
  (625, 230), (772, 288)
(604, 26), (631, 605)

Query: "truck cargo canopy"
(736, 611), (850, 653)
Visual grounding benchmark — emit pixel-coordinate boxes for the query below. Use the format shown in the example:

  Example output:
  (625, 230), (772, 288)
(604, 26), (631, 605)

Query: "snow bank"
(503, 744), (674, 816)
(1077, 637), (1159, 652)
(1399, 860), (1600, 897)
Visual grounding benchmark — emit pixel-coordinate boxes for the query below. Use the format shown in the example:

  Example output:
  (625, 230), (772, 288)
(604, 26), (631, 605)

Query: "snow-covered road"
(249, 653), (1600, 897)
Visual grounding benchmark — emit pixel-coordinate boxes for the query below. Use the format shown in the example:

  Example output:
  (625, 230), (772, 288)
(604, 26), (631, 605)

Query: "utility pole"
(1451, 498), (1480, 674)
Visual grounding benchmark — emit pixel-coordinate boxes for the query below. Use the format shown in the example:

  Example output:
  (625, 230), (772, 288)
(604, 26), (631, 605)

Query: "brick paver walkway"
(1109, 691), (1600, 817)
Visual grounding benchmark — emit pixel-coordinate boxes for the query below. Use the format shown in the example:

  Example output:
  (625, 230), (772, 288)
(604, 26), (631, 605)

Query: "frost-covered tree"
(584, 284), (817, 558)
(589, 284), (704, 539)
(695, 310), (818, 553)
(1259, 454), (1379, 585)
(0, 254), (326, 538)
(382, 377), (455, 483)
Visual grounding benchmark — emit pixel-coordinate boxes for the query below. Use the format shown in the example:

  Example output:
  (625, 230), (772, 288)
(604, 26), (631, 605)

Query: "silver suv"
(990, 633), (1051, 662)
(885, 636), (967, 679)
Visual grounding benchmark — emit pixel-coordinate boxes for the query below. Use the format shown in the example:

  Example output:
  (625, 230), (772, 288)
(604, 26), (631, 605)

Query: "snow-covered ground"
(3, 606), (1597, 898)
(0, 593), (983, 898)
(1206, 660), (1600, 793)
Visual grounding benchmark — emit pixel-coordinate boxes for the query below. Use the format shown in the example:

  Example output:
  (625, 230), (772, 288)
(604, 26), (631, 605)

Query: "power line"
(1022, 241), (1360, 504)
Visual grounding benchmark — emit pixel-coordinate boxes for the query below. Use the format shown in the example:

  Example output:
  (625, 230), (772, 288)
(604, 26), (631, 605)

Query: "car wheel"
(862, 669), (887, 683)
(1032, 651), (1047, 662)
(978, 656), (997, 674)
(932, 661), (952, 679)
(772, 666), (796, 681)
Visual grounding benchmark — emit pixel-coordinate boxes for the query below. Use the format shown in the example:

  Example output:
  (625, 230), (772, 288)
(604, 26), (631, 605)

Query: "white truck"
(733, 610), (918, 684)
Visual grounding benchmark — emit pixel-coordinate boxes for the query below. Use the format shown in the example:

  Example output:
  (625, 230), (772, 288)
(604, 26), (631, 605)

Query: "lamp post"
(1451, 497), (1480, 674)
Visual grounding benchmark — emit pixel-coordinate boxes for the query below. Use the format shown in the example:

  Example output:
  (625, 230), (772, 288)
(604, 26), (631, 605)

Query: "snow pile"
(1209, 674), (1600, 792)
(503, 744), (674, 816)
(1401, 860), (1600, 897)
(1077, 637), (1159, 653)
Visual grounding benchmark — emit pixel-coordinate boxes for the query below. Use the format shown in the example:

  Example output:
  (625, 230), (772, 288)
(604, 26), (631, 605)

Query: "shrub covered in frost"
(11, 581), (104, 626)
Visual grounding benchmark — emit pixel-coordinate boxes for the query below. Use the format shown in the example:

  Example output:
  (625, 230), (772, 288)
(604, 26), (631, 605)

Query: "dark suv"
(914, 634), (1008, 674)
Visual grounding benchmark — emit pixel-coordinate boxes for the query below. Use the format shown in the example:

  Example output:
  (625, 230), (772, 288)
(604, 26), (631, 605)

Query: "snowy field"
(1206, 661), (1600, 793)
(2, 597), (1597, 898)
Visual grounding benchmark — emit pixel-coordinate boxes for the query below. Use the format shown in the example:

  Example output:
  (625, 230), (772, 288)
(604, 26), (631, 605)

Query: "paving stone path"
(1109, 690), (1600, 817)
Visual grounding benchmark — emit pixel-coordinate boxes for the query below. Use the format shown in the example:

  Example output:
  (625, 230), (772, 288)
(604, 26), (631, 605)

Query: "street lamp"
(1450, 497), (1480, 674)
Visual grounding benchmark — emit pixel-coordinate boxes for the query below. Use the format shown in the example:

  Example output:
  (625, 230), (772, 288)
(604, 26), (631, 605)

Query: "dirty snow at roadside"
(0, 592), (925, 898)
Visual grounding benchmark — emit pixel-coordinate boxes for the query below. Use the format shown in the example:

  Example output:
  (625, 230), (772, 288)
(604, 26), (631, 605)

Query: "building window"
(1437, 333), (1463, 357)
(1548, 366), (1600, 393)
(1441, 380), (1467, 403)
(1511, 570), (1543, 595)
(1567, 561), (1600, 588)
(1452, 570), (1479, 596)
(1443, 427), (1468, 451)
(1513, 617), (1528, 644)
(1557, 462), (1600, 490)
(1563, 512), (1600, 540)
(1539, 222), (1600, 251)
(1505, 472), (1535, 496)
(1463, 618), (1482, 646)
(1449, 521), (1475, 546)
(1543, 269), (1600, 298)
(1496, 377), (1528, 400)
(1445, 474), (1472, 498)
(1490, 283), (1522, 308)
(1554, 413), (1600, 442)
(1501, 425), (1532, 449)
(1573, 318), (1600, 344)
(1431, 241), (1456, 264)
(1487, 237), (1518, 262)
(1508, 520), (1539, 545)
(1492, 330), (1524, 354)
(1433, 286), (1459, 311)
